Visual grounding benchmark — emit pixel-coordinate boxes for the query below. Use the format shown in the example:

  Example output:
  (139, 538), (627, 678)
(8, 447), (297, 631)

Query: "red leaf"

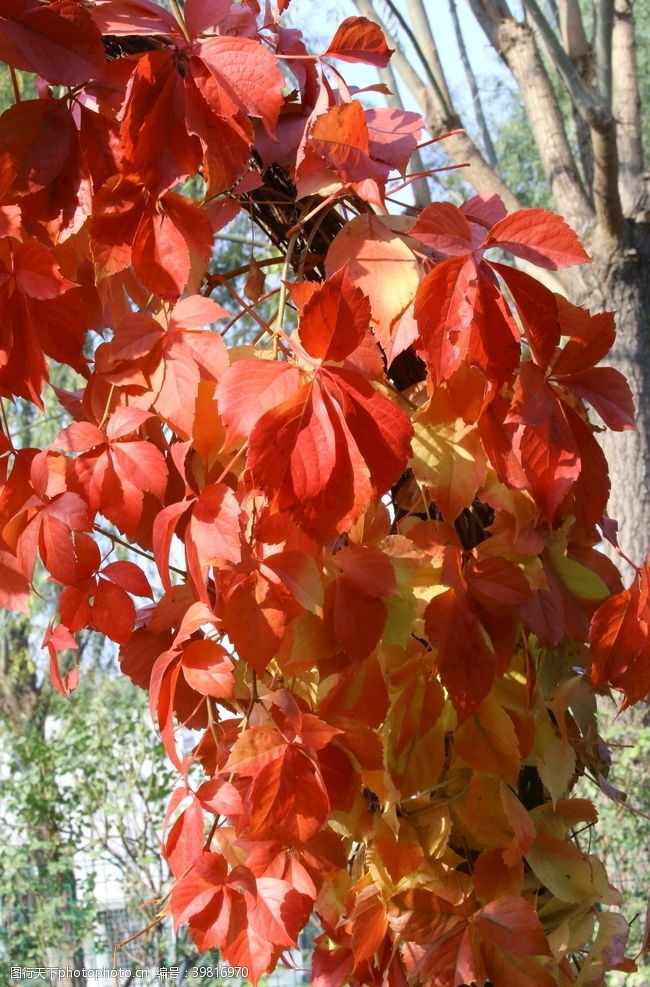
(250, 875), (313, 948)
(491, 261), (560, 370)
(133, 193), (213, 299)
(198, 777), (245, 817)
(0, 0), (106, 86)
(43, 622), (79, 699)
(184, 0), (231, 35)
(326, 213), (419, 339)
(248, 382), (339, 523)
(216, 359), (301, 445)
(365, 108), (424, 174)
(485, 209), (591, 270)
(410, 202), (475, 256)
(152, 501), (191, 591)
(424, 590), (495, 721)
(181, 639), (234, 699)
(224, 572), (286, 674)
(0, 549), (30, 612)
(171, 295), (230, 328)
(557, 366), (636, 431)
(310, 102), (388, 186)
(261, 550), (324, 614)
(162, 786), (205, 878)
(312, 945), (354, 987)
(518, 410), (581, 522)
(352, 885), (387, 962)
(187, 483), (242, 592)
(414, 256), (476, 384)
(12, 240), (75, 299)
(93, 578), (136, 645)
(550, 305), (616, 376)
(323, 16), (394, 67)
(325, 366), (413, 496)
(17, 491), (91, 584)
(590, 569), (650, 705)
(120, 50), (201, 195)
(101, 560), (152, 598)
(332, 545), (396, 597)
(331, 578), (387, 661)
(467, 557), (531, 613)
(105, 406), (153, 441)
(299, 266), (371, 362)
(461, 193), (507, 228)
(89, 0), (177, 35)
(246, 745), (330, 842)
(110, 440), (168, 498)
(197, 35), (285, 132)
(473, 895), (551, 957)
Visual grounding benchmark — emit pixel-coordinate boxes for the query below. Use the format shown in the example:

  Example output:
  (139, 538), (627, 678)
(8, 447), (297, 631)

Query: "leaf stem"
(170, 0), (191, 43)
(9, 67), (20, 103)
(93, 524), (186, 577)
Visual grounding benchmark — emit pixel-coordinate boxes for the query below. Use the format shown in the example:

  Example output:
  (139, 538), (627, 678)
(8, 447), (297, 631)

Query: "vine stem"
(388, 163), (470, 196)
(285, 188), (346, 238)
(9, 66), (20, 103)
(204, 255), (285, 292)
(219, 286), (281, 338)
(273, 230), (301, 357)
(170, 0), (191, 42)
(93, 524), (186, 577)
(215, 441), (249, 485)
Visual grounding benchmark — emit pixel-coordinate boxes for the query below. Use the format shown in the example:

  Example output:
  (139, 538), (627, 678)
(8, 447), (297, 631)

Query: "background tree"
(351, 0), (650, 561)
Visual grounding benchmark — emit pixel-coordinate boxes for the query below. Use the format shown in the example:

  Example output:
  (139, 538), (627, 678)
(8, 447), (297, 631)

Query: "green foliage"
(583, 711), (650, 984)
(0, 671), (175, 975)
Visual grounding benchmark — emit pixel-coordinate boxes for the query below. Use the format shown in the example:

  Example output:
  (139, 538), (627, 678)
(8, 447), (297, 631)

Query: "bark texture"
(596, 218), (650, 558)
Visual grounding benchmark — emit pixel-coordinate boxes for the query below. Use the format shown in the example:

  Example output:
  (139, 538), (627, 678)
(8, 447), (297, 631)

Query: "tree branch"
(468, 0), (594, 232)
(612, 0), (645, 216)
(379, 0), (450, 111)
(557, 1), (595, 193)
(558, 0), (589, 58)
(448, 0), (498, 169)
(404, 0), (453, 108)
(522, 0), (625, 238)
(353, 0), (522, 212)
(379, 60), (432, 209)
(595, 0), (615, 108)
(521, 0), (609, 127)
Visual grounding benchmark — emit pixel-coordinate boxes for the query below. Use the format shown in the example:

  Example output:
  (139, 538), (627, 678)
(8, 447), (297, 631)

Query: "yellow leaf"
(534, 712), (576, 805)
(411, 417), (487, 522)
(548, 550), (609, 601)
(455, 697), (521, 785)
(325, 214), (419, 339)
(526, 837), (619, 905)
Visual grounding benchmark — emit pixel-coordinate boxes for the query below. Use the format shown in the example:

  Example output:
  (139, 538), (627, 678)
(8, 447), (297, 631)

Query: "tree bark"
(612, 0), (645, 215)
(595, 219), (650, 562)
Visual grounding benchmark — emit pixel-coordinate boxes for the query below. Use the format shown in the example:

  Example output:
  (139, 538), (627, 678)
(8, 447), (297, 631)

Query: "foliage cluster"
(0, 2), (649, 985)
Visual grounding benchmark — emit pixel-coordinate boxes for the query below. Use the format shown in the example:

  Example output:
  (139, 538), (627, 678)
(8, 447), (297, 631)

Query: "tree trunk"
(594, 217), (650, 564)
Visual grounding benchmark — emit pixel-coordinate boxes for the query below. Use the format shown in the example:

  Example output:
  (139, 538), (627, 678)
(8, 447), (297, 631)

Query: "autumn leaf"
(298, 266), (371, 362)
(485, 208), (591, 270)
(0, 0), (106, 86)
(323, 16), (394, 67)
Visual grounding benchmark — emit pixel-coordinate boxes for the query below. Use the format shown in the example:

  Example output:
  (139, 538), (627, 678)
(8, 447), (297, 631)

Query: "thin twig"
(9, 66), (20, 103)
(93, 524), (186, 577)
